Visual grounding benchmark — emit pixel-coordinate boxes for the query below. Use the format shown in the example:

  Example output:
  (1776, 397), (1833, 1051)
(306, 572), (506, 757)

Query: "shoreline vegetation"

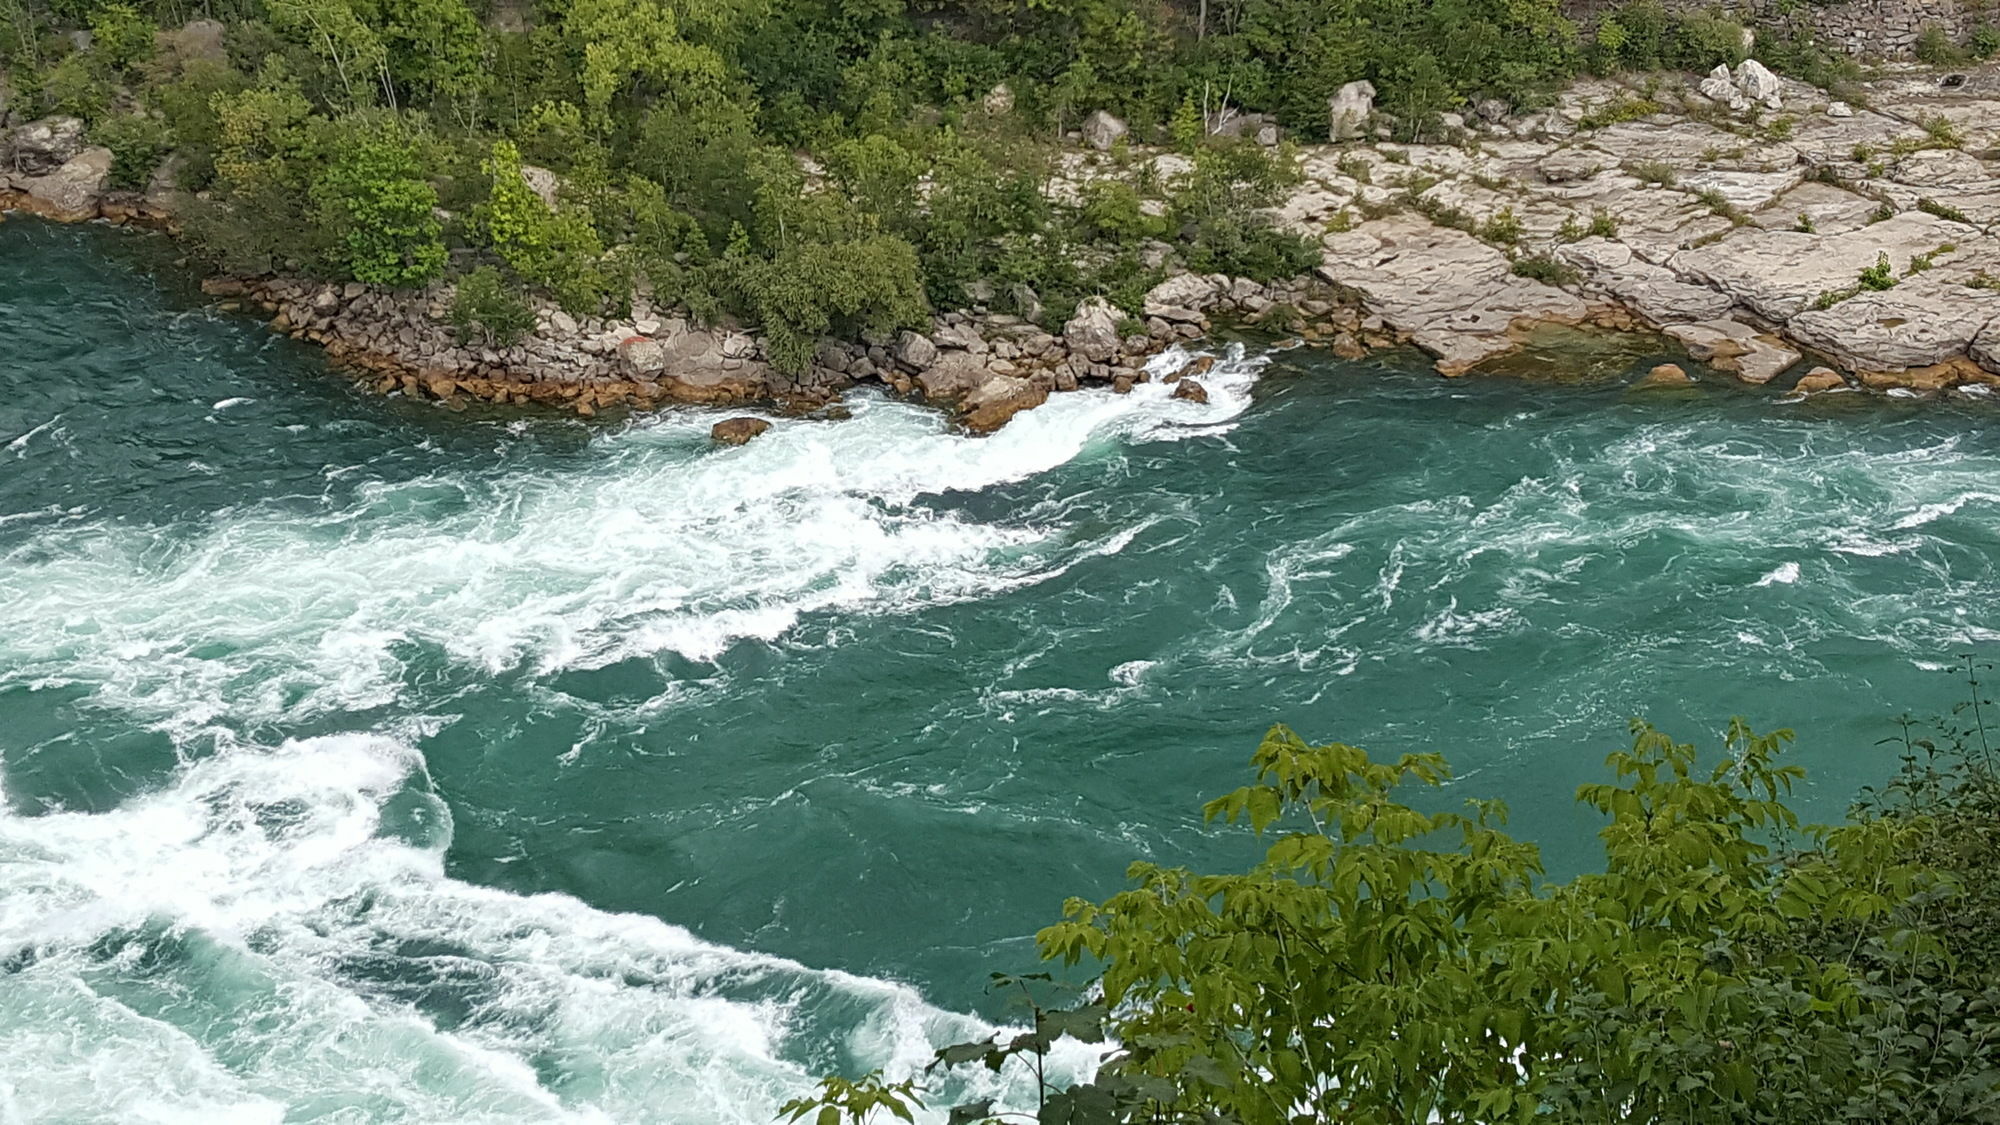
(794, 662), (2000, 1124)
(8, 5), (2000, 433)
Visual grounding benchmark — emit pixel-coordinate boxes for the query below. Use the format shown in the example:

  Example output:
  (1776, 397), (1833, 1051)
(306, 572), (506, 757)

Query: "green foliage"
(449, 266), (535, 347)
(1590, 1), (1746, 73)
(1916, 23), (1965, 66)
(91, 112), (169, 190)
(1164, 139), (1317, 282)
(473, 139), (616, 314)
(1859, 250), (1897, 291)
(778, 1072), (923, 1125)
(793, 695), (2000, 1125)
(1629, 159), (1677, 186)
(1920, 196), (1975, 225)
(1511, 252), (1577, 286)
(308, 121), (446, 286)
(87, 2), (153, 72)
(38, 51), (112, 120)
(152, 59), (252, 190)
(1075, 180), (1167, 247)
(1478, 205), (1522, 245)
(1576, 94), (1660, 130)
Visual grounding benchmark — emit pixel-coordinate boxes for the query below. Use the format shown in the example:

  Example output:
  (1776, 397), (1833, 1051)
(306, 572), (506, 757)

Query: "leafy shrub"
(1628, 159), (1676, 186)
(309, 128), (448, 287)
(1860, 250), (1897, 291)
(1916, 24), (1966, 66)
(1479, 206), (1522, 245)
(449, 266), (535, 346)
(1512, 253), (1579, 286)
(1919, 196), (1973, 224)
(86, 2), (153, 71)
(800, 692), (2000, 1124)
(91, 113), (170, 190)
(37, 51), (111, 120)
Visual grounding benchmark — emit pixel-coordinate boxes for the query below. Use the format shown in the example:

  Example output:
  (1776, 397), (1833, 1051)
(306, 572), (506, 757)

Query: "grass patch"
(1511, 253), (1580, 286)
(1628, 160), (1678, 187)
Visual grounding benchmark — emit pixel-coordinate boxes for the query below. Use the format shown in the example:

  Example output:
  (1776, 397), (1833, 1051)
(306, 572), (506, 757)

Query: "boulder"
(983, 83), (1014, 116)
(1735, 59), (1782, 111)
(1329, 80), (1376, 142)
(5, 116), (85, 175)
(1008, 282), (1043, 324)
(19, 146), (112, 221)
(710, 417), (772, 445)
(1698, 64), (1736, 106)
(519, 164), (561, 209)
(1662, 319), (1799, 384)
(1167, 354), (1217, 384)
(1634, 362), (1694, 388)
(1081, 110), (1128, 152)
(960, 373), (1050, 433)
(1793, 367), (1847, 393)
(914, 350), (991, 401)
(159, 19), (227, 69)
(1827, 101), (1855, 118)
(1171, 378), (1210, 404)
(618, 335), (669, 376)
(1064, 296), (1123, 363)
(1143, 274), (1221, 316)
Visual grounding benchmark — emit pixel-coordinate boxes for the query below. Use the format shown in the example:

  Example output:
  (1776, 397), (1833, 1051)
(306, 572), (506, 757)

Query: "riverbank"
(10, 59), (2000, 427)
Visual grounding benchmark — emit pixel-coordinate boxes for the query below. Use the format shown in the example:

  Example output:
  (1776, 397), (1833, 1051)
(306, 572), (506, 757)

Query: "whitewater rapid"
(0, 347), (1260, 1123)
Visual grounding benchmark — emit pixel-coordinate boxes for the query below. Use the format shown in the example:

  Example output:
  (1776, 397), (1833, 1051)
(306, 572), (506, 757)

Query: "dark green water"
(3, 220), (1997, 1121)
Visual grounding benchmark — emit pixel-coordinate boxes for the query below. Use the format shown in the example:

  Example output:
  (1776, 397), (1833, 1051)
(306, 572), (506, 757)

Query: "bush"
(91, 113), (169, 190)
(1916, 24), (1966, 66)
(800, 693), (2000, 1124)
(473, 139), (615, 314)
(449, 266), (535, 346)
(38, 51), (111, 120)
(308, 124), (448, 287)
(1512, 252), (1578, 286)
(87, 2), (153, 71)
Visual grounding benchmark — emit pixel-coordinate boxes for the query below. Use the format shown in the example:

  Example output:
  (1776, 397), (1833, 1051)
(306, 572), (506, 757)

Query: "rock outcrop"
(711, 417), (772, 445)
(16, 56), (2000, 427)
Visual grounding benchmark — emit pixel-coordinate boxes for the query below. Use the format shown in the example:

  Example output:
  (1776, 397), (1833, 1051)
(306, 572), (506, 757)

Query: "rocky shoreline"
(12, 59), (2000, 430)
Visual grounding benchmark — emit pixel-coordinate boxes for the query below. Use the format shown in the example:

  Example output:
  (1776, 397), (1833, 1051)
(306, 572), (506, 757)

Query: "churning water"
(4, 221), (1998, 1122)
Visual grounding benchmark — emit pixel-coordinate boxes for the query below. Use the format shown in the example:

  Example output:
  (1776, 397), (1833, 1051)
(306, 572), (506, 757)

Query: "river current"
(3, 220), (1998, 1122)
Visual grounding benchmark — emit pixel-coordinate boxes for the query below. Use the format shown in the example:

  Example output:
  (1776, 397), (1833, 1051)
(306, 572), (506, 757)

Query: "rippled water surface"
(4, 220), (1998, 1122)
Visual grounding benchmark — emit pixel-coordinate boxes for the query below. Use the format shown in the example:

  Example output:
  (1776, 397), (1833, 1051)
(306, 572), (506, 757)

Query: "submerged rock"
(960, 373), (1050, 433)
(1171, 378), (1210, 404)
(1635, 362), (1694, 388)
(710, 417), (772, 445)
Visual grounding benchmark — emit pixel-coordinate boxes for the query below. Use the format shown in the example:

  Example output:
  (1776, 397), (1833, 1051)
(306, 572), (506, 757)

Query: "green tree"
(798, 709), (2000, 1124)
(308, 121), (447, 286)
(87, 2), (154, 72)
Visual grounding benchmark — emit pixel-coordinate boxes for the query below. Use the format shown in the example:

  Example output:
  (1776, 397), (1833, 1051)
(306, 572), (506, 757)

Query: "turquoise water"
(4, 220), (1999, 1122)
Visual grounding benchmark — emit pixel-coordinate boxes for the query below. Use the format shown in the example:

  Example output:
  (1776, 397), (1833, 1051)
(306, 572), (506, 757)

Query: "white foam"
(1755, 562), (1801, 586)
(0, 733), (1099, 1123)
(0, 348), (1263, 737)
(0, 358), (1240, 1122)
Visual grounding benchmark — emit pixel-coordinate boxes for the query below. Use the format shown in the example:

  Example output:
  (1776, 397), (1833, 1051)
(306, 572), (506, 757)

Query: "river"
(3, 220), (1997, 1122)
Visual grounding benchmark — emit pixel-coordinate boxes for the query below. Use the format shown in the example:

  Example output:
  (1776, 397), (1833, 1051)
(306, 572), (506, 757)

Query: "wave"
(0, 350), (1249, 1121)
(0, 346), (1265, 740)
(0, 732), (1100, 1123)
